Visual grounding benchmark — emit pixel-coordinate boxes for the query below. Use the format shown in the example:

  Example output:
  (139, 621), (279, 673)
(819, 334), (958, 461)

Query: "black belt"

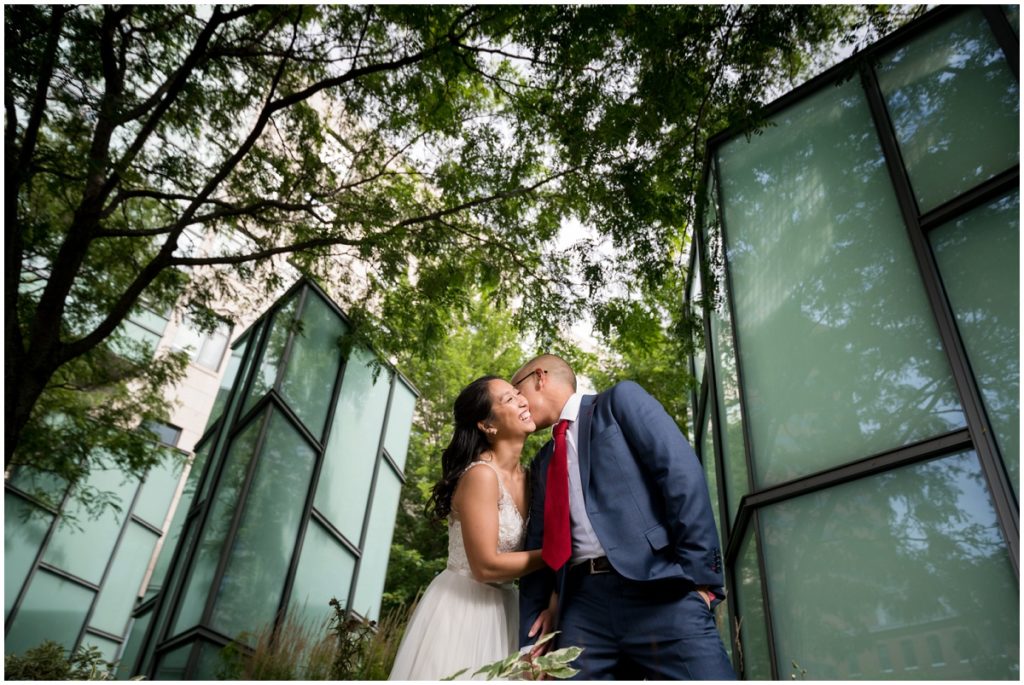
(570, 556), (613, 576)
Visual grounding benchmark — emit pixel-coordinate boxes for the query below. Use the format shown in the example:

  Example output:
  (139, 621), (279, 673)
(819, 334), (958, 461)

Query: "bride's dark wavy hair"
(427, 375), (500, 521)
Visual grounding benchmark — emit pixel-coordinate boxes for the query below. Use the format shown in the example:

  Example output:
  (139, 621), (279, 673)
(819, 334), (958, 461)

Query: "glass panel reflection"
(706, 185), (749, 527)
(43, 465), (139, 584)
(877, 9), (1019, 213)
(717, 77), (965, 488)
(383, 380), (417, 471)
(147, 443), (209, 600)
(5, 569), (94, 655)
(5, 493), (53, 618)
(153, 643), (191, 680)
(314, 346), (391, 543)
(90, 523), (158, 636)
(171, 413), (264, 635)
(205, 335), (249, 433)
(279, 292), (347, 441)
(931, 191), (1020, 498)
(1005, 5), (1019, 36)
(700, 410), (723, 545)
(117, 608), (152, 679)
(690, 254), (705, 390)
(760, 451), (1019, 680)
(133, 449), (183, 528)
(242, 294), (299, 417)
(210, 410), (316, 640)
(351, 465), (402, 621)
(290, 519), (357, 625)
(735, 522), (771, 679)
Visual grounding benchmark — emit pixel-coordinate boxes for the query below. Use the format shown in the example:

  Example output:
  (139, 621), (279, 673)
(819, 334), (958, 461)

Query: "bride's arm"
(453, 465), (546, 583)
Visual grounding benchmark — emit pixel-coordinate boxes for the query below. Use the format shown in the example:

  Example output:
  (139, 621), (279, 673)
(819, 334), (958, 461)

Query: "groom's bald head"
(511, 354), (576, 429)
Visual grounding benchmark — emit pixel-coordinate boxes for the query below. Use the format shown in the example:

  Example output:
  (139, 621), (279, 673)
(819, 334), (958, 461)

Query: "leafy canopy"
(6, 4), (920, 501)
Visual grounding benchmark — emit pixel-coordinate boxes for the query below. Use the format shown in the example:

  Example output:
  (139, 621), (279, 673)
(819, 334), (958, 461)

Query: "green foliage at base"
(443, 632), (582, 681)
(216, 597), (412, 680)
(4, 641), (115, 681)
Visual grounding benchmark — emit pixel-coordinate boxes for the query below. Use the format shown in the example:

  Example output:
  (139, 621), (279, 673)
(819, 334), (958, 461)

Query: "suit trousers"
(557, 567), (736, 680)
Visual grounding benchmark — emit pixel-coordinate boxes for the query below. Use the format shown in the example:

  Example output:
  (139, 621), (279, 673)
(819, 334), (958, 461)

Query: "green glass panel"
(718, 77), (965, 489)
(10, 464), (68, 509)
(760, 451), (1018, 680)
(133, 449), (184, 528)
(193, 641), (226, 680)
(383, 379), (417, 471)
(116, 608), (151, 679)
(147, 443), (210, 599)
(931, 191), (1020, 498)
(5, 493), (53, 619)
(714, 600), (733, 664)
(290, 519), (357, 625)
(707, 199), (749, 528)
(351, 464), (402, 621)
(700, 409), (723, 546)
(734, 523), (771, 679)
(5, 569), (95, 656)
(242, 294), (299, 416)
(153, 643), (191, 680)
(877, 9), (1019, 213)
(43, 466), (139, 584)
(205, 335), (250, 433)
(172, 413), (264, 635)
(81, 632), (120, 664)
(210, 410), (316, 640)
(280, 292), (348, 440)
(314, 346), (391, 542)
(90, 523), (159, 636)
(1006, 5), (1019, 35)
(690, 256), (705, 390)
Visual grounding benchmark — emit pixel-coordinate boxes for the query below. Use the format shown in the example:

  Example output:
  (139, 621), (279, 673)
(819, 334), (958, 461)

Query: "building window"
(901, 638), (919, 671)
(878, 644), (894, 673)
(142, 421), (182, 448)
(172, 317), (230, 371)
(927, 634), (945, 667)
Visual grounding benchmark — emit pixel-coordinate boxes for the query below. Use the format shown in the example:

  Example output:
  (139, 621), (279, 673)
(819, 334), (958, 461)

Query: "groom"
(513, 354), (735, 680)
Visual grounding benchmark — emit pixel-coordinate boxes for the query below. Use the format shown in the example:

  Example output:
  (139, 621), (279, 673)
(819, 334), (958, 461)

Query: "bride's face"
(486, 379), (536, 437)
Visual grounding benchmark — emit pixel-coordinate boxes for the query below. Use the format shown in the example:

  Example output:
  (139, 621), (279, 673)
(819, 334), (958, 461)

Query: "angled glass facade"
(689, 6), (1018, 680)
(118, 279), (416, 680)
(5, 445), (186, 666)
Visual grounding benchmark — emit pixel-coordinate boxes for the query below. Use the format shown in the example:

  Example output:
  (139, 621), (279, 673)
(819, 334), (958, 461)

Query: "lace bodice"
(446, 461), (526, 578)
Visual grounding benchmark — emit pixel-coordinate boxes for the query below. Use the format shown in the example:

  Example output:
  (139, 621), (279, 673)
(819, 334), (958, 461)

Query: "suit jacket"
(518, 381), (724, 647)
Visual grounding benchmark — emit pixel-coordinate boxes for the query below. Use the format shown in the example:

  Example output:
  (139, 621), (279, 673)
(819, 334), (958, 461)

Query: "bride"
(389, 376), (552, 680)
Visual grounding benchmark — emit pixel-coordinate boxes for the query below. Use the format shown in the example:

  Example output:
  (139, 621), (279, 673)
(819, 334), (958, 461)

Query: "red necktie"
(542, 419), (571, 570)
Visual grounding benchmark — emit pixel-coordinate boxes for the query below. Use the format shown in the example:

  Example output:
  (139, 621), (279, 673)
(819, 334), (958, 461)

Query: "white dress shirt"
(558, 392), (607, 563)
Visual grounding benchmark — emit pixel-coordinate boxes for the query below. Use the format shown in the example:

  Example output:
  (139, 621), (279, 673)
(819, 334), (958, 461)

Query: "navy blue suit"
(519, 381), (734, 679)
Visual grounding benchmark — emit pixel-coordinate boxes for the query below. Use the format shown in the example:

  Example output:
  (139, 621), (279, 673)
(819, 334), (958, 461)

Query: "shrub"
(5, 641), (114, 681)
(216, 596), (415, 680)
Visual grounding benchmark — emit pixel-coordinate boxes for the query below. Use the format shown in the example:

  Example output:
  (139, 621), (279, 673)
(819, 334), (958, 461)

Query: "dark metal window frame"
(691, 5), (1019, 679)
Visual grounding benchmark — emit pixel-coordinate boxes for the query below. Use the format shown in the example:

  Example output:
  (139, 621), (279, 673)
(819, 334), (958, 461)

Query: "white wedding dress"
(389, 461), (526, 680)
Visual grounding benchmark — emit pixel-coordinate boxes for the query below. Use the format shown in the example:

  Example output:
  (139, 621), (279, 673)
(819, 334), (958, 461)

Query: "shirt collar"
(557, 392), (583, 426)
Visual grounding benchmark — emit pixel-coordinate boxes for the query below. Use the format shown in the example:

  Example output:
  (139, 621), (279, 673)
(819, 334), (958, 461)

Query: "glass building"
(6, 279), (417, 680)
(688, 6), (1018, 680)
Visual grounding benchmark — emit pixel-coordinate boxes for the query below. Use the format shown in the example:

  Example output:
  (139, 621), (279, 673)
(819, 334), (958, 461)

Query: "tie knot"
(553, 419), (570, 438)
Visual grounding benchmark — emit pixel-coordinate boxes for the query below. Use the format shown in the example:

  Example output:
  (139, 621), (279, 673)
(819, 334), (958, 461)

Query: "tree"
(382, 295), (567, 615)
(6, 5), (919, 498)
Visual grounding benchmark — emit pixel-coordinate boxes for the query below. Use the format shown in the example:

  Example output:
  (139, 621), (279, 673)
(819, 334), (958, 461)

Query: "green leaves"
(7, 4), (921, 508)
(442, 632), (581, 681)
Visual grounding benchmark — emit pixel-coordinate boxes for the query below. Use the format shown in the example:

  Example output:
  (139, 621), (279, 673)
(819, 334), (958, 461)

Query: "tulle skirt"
(389, 569), (519, 680)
